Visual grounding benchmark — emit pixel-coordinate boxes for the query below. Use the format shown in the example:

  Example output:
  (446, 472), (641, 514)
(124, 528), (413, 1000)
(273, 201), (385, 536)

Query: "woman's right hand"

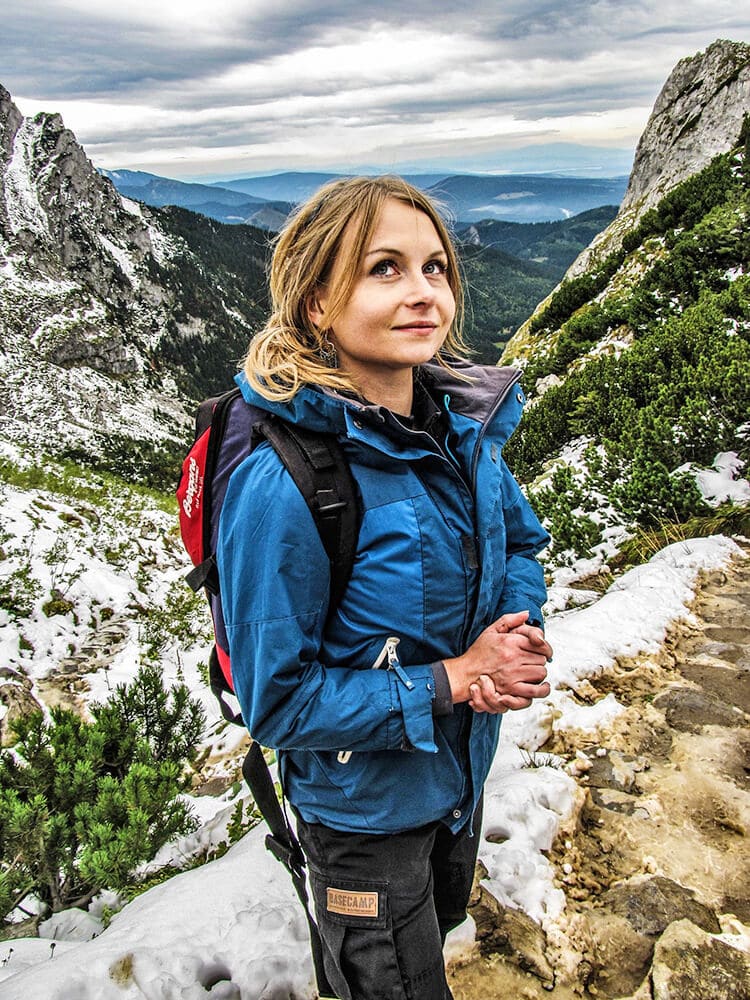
(442, 611), (552, 714)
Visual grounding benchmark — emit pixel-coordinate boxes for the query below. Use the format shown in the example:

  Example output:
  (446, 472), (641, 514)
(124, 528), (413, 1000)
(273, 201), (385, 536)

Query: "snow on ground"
(679, 451), (750, 507)
(1, 534), (743, 999)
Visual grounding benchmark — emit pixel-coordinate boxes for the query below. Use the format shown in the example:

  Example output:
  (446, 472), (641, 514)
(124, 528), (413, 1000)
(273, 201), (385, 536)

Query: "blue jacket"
(217, 361), (549, 834)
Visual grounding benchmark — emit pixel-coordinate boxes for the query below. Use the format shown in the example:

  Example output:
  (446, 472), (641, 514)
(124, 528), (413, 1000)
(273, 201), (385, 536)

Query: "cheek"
(442, 289), (457, 324)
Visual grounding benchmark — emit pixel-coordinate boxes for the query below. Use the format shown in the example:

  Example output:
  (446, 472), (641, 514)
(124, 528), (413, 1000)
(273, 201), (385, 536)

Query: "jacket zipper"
(371, 635), (413, 690)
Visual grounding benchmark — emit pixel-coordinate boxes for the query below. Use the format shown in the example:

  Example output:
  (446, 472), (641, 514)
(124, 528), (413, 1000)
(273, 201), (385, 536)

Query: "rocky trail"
(449, 548), (750, 1000)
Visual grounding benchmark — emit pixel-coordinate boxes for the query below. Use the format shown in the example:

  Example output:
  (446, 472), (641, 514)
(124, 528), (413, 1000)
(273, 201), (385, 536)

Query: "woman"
(217, 176), (552, 999)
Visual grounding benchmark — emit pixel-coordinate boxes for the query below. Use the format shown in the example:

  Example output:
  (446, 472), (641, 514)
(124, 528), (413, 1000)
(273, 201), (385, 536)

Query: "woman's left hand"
(468, 673), (508, 714)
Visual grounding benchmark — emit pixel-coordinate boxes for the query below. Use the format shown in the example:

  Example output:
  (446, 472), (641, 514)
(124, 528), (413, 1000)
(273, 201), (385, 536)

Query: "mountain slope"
(563, 38), (750, 281)
(499, 46), (750, 568)
(101, 169), (292, 229)
(0, 87), (271, 485)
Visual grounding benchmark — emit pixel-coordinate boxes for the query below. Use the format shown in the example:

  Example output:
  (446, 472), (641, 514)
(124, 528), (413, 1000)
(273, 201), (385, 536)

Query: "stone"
(0, 682), (42, 747)
(653, 686), (747, 733)
(584, 750), (647, 793)
(472, 886), (555, 986)
(651, 918), (750, 1000)
(602, 876), (721, 938)
(585, 910), (654, 998)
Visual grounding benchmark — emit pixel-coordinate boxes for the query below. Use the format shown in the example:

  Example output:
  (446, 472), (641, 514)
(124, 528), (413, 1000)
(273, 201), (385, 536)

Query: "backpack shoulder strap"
(256, 415), (359, 612)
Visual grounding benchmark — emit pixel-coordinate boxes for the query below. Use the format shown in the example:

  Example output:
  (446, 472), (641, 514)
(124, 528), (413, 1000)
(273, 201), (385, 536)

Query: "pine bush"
(0, 665), (205, 924)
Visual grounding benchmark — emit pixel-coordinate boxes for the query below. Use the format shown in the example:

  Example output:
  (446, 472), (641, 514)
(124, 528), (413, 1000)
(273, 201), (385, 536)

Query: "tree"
(0, 665), (206, 923)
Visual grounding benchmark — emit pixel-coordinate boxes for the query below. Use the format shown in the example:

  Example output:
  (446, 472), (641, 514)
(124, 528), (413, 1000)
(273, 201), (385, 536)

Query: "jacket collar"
(235, 359), (521, 435)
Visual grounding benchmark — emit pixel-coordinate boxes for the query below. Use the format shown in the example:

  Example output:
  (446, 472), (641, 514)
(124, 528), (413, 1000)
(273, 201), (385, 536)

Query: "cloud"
(5, 1), (750, 177)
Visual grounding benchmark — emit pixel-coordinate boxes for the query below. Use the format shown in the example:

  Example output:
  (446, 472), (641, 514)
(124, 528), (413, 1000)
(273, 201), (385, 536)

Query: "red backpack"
(176, 385), (359, 998)
(177, 385), (359, 722)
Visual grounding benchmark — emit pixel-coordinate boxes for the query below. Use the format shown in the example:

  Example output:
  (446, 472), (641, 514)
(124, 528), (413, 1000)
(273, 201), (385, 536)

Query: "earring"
(320, 335), (338, 368)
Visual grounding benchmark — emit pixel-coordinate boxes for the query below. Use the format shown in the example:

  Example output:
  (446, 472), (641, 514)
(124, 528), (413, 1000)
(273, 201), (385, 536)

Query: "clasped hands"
(443, 610), (552, 715)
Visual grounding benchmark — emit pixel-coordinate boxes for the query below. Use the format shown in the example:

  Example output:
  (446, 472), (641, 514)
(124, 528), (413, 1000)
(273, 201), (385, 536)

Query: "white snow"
(678, 451), (750, 507)
(97, 234), (139, 284)
(4, 119), (49, 238)
(0, 530), (743, 998)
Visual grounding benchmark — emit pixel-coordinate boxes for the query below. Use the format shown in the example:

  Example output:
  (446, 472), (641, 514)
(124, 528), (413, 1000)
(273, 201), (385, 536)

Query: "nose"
(404, 268), (436, 306)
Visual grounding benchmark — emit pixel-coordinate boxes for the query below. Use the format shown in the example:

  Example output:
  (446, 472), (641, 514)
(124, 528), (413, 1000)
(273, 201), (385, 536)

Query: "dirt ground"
(448, 547), (750, 999)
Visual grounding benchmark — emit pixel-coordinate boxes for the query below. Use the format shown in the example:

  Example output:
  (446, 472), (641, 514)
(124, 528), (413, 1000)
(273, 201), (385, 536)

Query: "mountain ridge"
(102, 167), (628, 227)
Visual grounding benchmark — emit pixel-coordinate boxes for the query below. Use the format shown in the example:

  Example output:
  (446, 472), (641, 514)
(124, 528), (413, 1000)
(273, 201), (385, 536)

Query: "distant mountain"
(427, 174), (628, 224)
(105, 168), (626, 227)
(100, 168), (291, 230)
(210, 171), (343, 203)
(213, 171), (451, 204)
(459, 206), (618, 278)
(101, 169), (267, 208)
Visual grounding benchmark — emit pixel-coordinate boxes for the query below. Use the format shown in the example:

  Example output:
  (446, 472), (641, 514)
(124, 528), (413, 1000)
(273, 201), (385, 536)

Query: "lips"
(392, 321), (438, 331)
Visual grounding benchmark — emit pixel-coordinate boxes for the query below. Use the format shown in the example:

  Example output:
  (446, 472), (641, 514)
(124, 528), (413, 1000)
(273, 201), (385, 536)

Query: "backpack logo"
(182, 456), (202, 518)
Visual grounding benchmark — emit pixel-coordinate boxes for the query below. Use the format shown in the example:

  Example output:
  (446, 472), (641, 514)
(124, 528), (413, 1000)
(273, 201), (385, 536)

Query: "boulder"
(585, 910), (654, 998)
(472, 885), (555, 986)
(602, 876), (720, 937)
(651, 918), (750, 999)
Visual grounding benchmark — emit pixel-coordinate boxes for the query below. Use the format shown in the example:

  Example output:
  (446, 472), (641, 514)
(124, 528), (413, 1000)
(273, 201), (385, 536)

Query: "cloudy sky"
(5, 1), (750, 181)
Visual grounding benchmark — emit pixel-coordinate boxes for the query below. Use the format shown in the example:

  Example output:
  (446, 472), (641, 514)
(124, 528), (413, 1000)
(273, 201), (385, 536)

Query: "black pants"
(295, 803), (482, 1000)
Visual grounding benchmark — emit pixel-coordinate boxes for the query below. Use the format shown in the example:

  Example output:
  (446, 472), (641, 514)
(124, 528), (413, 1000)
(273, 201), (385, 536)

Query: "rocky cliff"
(566, 38), (750, 279)
(0, 87), (267, 481)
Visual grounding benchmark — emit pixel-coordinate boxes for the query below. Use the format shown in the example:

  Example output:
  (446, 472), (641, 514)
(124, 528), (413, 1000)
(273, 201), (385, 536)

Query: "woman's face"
(309, 198), (456, 397)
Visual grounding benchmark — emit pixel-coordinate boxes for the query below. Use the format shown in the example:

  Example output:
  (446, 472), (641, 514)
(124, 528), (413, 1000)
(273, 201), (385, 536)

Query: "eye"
(424, 258), (448, 276)
(371, 258), (399, 277)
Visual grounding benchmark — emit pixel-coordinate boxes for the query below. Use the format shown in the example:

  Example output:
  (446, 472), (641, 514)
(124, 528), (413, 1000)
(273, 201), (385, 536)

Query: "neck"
(354, 368), (414, 416)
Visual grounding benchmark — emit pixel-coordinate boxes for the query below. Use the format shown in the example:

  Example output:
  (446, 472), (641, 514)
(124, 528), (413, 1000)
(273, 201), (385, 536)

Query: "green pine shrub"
(0, 665), (205, 925)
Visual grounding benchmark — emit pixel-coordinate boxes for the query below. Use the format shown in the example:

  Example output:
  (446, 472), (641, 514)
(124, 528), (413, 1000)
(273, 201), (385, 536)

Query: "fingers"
(468, 674), (551, 714)
(495, 682), (551, 710)
(511, 624), (553, 660)
(468, 675), (508, 715)
(490, 659), (548, 692)
(493, 610), (529, 632)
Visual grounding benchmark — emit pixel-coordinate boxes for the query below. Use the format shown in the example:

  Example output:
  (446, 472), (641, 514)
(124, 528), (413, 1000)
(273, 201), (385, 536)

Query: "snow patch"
(4, 118), (49, 238)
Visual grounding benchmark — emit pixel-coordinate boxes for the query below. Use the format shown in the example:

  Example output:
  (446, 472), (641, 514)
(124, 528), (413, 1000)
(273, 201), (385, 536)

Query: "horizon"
(103, 155), (634, 187)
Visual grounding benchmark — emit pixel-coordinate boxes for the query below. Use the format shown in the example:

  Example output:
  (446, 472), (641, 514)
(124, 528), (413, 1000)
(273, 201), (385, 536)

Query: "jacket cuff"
(430, 661), (454, 716)
(389, 665), (438, 752)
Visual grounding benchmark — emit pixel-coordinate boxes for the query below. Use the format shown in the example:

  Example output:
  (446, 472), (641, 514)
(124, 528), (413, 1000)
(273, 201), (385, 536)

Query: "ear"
(306, 291), (327, 329)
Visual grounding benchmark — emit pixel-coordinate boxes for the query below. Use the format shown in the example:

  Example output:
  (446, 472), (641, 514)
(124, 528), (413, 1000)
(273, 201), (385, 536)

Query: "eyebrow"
(364, 246), (448, 259)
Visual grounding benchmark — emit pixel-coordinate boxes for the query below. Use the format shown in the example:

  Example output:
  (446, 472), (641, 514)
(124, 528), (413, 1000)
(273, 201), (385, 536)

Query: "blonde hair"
(243, 175), (469, 400)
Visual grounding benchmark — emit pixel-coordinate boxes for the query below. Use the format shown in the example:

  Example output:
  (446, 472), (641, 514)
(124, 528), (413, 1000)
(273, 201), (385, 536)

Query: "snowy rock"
(39, 908), (104, 942)
(0, 83), (192, 464)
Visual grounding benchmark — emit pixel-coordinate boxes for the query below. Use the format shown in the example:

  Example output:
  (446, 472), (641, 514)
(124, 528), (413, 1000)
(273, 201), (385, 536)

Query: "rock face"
(0, 84), (187, 463)
(0, 84), (266, 474)
(565, 38), (750, 280)
(623, 39), (750, 214)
